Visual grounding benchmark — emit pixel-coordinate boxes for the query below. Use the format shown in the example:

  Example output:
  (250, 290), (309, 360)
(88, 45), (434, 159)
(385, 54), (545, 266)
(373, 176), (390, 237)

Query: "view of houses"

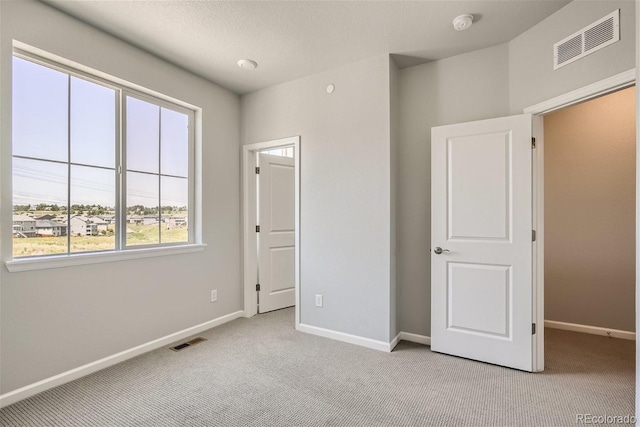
(12, 206), (187, 238)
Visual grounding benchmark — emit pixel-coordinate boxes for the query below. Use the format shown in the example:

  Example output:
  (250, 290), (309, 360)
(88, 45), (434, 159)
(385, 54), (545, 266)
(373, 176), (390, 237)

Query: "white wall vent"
(553, 9), (619, 70)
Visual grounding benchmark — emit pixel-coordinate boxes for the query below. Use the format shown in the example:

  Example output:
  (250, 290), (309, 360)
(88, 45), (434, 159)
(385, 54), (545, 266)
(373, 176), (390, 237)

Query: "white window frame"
(6, 49), (203, 272)
(121, 90), (196, 250)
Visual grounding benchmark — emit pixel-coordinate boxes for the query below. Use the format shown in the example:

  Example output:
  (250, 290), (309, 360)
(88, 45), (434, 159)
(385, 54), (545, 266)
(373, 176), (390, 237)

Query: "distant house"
(70, 216), (98, 236)
(88, 216), (109, 232)
(35, 220), (67, 237)
(35, 214), (57, 221)
(99, 215), (116, 224)
(142, 214), (159, 226)
(12, 214), (36, 237)
(166, 216), (187, 229)
(128, 215), (143, 225)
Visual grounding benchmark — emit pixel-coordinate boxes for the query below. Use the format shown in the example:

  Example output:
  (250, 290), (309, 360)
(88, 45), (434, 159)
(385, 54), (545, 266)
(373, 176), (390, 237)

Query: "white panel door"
(431, 114), (534, 371)
(258, 153), (295, 313)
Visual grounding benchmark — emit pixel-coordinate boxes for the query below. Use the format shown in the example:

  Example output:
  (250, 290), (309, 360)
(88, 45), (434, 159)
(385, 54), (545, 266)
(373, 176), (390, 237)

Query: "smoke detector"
(237, 59), (258, 70)
(453, 14), (474, 31)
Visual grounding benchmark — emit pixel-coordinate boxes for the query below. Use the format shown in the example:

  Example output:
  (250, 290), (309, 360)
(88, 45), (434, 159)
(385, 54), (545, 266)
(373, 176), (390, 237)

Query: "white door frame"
(242, 136), (301, 326)
(524, 68), (636, 372)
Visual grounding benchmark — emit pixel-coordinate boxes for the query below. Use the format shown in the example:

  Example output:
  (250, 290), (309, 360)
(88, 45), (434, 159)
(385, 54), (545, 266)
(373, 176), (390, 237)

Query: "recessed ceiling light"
(237, 59), (258, 70)
(453, 14), (474, 31)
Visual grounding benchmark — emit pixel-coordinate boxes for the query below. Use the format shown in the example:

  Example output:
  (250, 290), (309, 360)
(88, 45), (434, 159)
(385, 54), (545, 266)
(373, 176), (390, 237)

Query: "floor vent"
(169, 337), (207, 352)
(553, 9), (619, 70)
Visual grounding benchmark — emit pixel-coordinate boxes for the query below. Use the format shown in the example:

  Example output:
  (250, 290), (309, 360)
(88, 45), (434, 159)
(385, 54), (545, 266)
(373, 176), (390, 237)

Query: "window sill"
(4, 244), (207, 273)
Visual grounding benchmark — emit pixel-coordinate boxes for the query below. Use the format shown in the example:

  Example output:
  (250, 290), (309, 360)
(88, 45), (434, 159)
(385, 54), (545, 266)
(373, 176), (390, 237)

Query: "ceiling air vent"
(553, 9), (619, 70)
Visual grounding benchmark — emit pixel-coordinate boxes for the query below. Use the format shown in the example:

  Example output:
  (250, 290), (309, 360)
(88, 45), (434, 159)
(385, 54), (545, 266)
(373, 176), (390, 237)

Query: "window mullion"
(67, 74), (71, 255)
(118, 92), (126, 250)
(158, 108), (162, 244)
(188, 111), (195, 244)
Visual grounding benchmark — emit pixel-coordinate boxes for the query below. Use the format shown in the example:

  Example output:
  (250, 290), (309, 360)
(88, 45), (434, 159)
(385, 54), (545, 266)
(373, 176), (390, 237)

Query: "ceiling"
(44, 0), (571, 95)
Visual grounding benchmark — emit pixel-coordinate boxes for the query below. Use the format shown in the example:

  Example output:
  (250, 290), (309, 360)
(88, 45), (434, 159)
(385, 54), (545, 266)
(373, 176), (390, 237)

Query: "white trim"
(532, 115), (545, 373)
(545, 320), (636, 341)
(297, 323), (393, 352)
(524, 69), (635, 115)
(244, 137), (299, 152)
(242, 136), (300, 329)
(5, 243), (207, 272)
(0, 310), (244, 408)
(390, 333), (401, 351)
(399, 332), (431, 346)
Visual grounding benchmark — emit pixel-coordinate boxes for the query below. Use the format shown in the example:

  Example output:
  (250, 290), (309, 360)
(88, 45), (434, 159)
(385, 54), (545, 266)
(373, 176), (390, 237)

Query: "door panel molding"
(431, 114), (533, 372)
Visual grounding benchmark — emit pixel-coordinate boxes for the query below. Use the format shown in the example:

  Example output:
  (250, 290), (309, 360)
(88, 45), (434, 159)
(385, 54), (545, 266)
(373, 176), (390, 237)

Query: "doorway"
(242, 137), (300, 324)
(528, 70), (637, 370)
(534, 86), (636, 380)
(543, 86), (635, 337)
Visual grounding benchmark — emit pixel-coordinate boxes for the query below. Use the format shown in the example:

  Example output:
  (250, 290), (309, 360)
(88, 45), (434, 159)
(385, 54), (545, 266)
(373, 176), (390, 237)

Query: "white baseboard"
(390, 333), (401, 351)
(297, 323), (393, 352)
(0, 310), (245, 409)
(545, 320), (635, 340)
(399, 332), (431, 346)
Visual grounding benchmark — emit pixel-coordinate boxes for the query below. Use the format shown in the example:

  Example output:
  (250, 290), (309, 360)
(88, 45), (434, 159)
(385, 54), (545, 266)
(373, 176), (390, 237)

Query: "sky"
(12, 56), (189, 209)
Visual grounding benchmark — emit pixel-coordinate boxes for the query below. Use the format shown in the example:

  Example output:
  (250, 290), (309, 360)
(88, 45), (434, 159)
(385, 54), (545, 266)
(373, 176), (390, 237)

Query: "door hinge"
(532, 137), (536, 149)
(256, 225), (260, 232)
(532, 230), (536, 242)
(256, 283), (260, 292)
(532, 323), (537, 335)
(255, 167), (260, 174)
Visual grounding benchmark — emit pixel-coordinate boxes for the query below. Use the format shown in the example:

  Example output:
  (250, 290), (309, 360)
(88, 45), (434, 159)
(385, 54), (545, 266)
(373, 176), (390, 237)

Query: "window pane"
(126, 97), (159, 173)
(127, 171), (159, 246)
(161, 176), (188, 243)
(13, 57), (68, 162)
(70, 166), (115, 253)
(262, 147), (294, 158)
(161, 108), (189, 177)
(71, 77), (115, 168)
(12, 158), (68, 257)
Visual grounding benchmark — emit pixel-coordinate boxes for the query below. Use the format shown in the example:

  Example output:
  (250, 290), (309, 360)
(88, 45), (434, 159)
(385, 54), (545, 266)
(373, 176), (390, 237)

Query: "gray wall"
(396, 44), (511, 337)
(509, 0), (636, 113)
(0, 0), (241, 394)
(544, 87), (636, 332)
(241, 55), (394, 343)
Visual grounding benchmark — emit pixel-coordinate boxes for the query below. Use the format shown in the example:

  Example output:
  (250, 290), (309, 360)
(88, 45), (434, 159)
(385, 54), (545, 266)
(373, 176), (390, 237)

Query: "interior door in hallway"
(258, 152), (295, 313)
(431, 114), (535, 371)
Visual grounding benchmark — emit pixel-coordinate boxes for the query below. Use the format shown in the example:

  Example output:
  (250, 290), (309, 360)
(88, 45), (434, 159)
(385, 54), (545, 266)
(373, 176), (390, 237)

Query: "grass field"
(13, 224), (188, 257)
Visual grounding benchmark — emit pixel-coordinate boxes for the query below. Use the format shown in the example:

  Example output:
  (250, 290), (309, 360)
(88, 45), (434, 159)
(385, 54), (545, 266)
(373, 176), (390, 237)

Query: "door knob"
(434, 247), (450, 255)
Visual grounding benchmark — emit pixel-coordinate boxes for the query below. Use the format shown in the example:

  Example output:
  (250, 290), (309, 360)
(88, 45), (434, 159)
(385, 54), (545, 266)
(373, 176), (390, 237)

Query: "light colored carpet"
(0, 308), (634, 426)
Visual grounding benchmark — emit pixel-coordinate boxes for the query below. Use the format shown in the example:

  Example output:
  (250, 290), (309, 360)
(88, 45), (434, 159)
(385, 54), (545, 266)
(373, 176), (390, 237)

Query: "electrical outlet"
(210, 290), (217, 302)
(315, 294), (323, 307)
